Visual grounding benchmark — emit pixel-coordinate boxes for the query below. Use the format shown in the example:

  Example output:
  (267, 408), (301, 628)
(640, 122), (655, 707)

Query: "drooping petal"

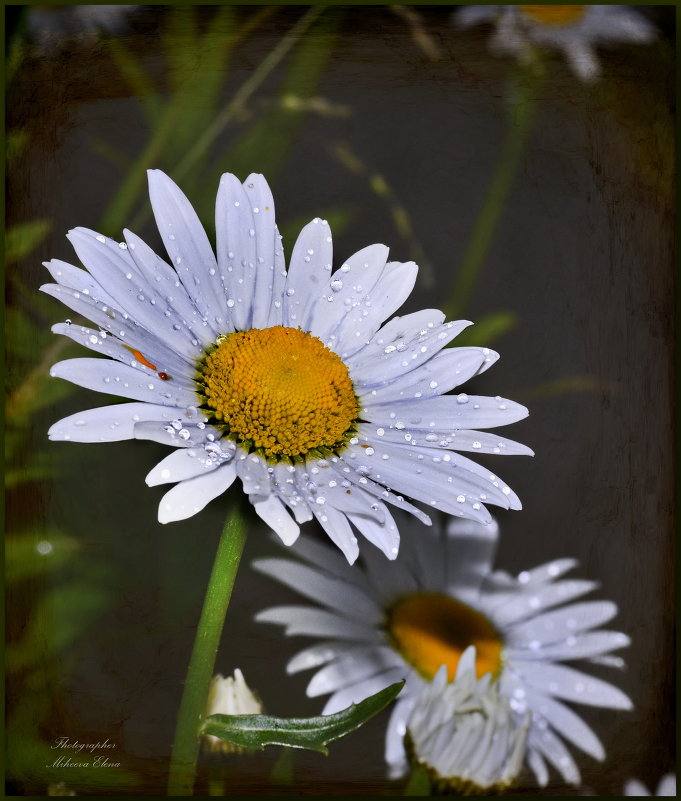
(157, 462), (237, 523)
(146, 447), (222, 486)
(253, 494), (299, 546)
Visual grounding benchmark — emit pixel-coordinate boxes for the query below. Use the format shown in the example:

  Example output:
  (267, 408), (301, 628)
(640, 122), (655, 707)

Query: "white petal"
(385, 696), (416, 779)
(242, 173), (278, 329)
(50, 358), (196, 407)
(49, 402), (188, 443)
(363, 346), (499, 405)
(657, 776), (676, 797)
(253, 495), (299, 546)
(307, 647), (401, 697)
(321, 667), (407, 714)
(266, 226), (287, 326)
(346, 506), (400, 560)
(41, 283), (190, 373)
(491, 580), (598, 627)
(286, 641), (364, 674)
(362, 394), (529, 431)
(506, 631), (631, 662)
(157, 462), (237, 523)
(284, 218), (333, 329)
(287, 534), (370, 590)
(308, 244), (389, 343)
(329, 459), (432, 527)
(515, 559), (578, 586)
(312, 505), (359, 565)
(269, 463), (312, 524)
(342, 438), (506, 518)
(215, 173), (257, 331)
(124, 229), (217, 350)
(255, 605), (376, 641)
(525, 693), (604, 761)
(44, 258), (119, 308)
(527, 725), (581, 785)
(444, 518), (499, 604)
(506, 601), (620, 647)
(456, 5), (497, 27)
(252, 556), (379, 620)
(147, 170), (224, 327)
(526, 747), (549, 787)
(564, 40), (600, 82)
(332, 260), (418, 359)
(67, 227), (208, 354)
(236, 451), (270, 497)
(350, 320), (472, 386)
(624, 779), (650, 797)
(510, 661), (632, 709)
(146, 448), (221, 486)
(348, 309), (445, 367)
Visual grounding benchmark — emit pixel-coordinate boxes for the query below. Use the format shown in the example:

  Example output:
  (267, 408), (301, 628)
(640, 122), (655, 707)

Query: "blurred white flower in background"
(407, 648), (529, 793)
(256, 516), (632, 786)
(456, 5), (656, 82)
(28, 5), (139, 46)
(625, 774), (676, 797)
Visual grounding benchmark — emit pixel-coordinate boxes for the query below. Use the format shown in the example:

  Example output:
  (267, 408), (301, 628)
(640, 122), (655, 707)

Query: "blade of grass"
(330, 140), (435, 287)
(170, 6), (324, 187)
(217, 10), (341, 181)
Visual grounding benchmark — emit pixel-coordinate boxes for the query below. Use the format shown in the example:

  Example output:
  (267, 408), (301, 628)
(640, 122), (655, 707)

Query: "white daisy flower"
(625, 775), (676, 797)
(407, 650), (529, 793)
(203, 669), (263, 753)
(456, 5), (656, 82)
(45, 170), (531, 563)
(254, 517), (632, 785)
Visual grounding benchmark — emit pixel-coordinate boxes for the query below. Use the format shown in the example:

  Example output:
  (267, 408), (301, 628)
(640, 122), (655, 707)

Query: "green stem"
(444, 62), (545, 320)
(167, 502), (248, 796)
(404, 763), (432, 796)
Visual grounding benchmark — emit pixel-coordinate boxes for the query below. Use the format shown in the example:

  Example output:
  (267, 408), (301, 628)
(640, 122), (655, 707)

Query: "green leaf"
(201, 681), (404, 754)
(5, 220), (51, 263)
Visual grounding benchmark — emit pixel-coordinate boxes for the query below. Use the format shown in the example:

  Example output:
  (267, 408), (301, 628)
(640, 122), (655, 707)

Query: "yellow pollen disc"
(388, 593), (503, 681)
(518, 5), (585, 26)
(200, 326), (358, 458)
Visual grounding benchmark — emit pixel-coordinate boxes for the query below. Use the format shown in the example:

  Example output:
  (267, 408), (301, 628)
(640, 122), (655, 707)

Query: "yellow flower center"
(518, 5), (585, 26)
(387, 593), (503, 681)
(199, 326), (359, 459)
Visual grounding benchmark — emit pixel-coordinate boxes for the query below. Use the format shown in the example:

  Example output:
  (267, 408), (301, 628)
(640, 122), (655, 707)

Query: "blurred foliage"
(330, 139), (435, 288)
(6, 220), (52, 264)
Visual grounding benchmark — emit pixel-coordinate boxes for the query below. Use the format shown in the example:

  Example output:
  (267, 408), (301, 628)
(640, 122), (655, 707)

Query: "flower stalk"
(167, 501), (248, 796)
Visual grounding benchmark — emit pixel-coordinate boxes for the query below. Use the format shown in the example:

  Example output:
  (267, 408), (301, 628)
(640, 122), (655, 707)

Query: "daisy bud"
(406, 648), (530, 794)
(203, 669), (263, 754)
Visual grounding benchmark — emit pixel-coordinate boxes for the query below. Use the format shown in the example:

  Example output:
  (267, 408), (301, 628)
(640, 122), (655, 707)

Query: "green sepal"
(201, 681), (403, 755)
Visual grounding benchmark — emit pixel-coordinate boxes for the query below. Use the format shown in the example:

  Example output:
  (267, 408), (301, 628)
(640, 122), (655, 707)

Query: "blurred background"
(5, 4), (675, 796)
